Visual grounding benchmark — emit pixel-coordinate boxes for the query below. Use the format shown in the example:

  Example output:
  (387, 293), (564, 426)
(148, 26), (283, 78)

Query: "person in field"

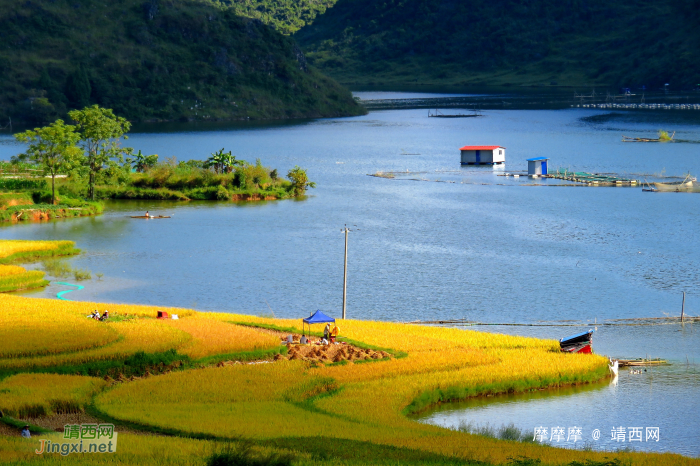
(21, 426), (30, 438)
(323, 323), (331, 340)
(300, 335), (308, 344)
(330, 325), (339, 343)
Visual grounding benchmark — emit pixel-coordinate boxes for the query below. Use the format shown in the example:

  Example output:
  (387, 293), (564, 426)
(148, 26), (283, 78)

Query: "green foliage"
(0, 0), (364, 124)
(13, 119), (82, 204)
(205, 148), (245, 174)
(0, 192), (33, 209)
(458, 422), (535, 443)
(72, 268), (91, 281)
(0, 202), (103, 224)
(224, 0), (338, 35)
(68, 105), (131, 200)
(0, 349), (190, 380)
(296, 0), (700, 88)
(286, 165), (316, 196)
(0, 179), (46, 190)
(97, 157), (296, 200)
(65, 65), (91, 109)
(207, 442), (295, 466)
(0, 270), (48, 293)
(129, 150), (159, 173)
(41, 259), (73, 278)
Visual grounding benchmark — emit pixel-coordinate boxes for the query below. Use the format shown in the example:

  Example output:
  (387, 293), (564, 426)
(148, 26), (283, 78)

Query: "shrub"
(216, 186), (231, 201)
(0, 178), (47, 190)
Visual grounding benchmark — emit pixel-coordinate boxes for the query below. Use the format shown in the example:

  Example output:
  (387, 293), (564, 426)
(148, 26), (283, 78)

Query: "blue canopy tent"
(302, 310), (335, 338)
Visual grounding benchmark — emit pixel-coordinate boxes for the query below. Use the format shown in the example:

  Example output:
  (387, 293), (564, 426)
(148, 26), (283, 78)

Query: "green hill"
(294, 0), (700, 89)
(0, 0), (364, 125)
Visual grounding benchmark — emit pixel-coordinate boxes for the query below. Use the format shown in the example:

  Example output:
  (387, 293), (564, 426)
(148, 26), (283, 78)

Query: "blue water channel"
(1, 95), (698, 455)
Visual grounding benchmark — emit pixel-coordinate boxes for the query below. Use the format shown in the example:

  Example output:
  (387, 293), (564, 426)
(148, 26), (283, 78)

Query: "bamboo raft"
(428, 109), (483, 118)
(622, 131), (674, 142)
(405, 315), (698, 327)
(617, 358), (669, 367)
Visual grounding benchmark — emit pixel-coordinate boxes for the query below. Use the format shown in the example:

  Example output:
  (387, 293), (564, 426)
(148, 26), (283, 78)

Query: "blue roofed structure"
(527, 157), (549, 175)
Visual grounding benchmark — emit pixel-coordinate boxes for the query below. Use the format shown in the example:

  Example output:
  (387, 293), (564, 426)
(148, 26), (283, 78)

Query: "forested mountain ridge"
(215, 0), (337, 34)
(294, 0), (700, 89)
(0, 0), (363, 125)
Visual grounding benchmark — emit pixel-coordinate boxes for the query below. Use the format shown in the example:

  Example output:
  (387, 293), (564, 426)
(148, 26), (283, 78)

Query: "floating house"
(460, 146), (505, 165)
(527, 157), (549, 175)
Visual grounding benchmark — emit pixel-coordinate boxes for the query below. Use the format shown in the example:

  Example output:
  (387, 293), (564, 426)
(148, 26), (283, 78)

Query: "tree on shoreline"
(286, 166), (316, 196)
(14, 120), (82, 205)
(68, 106), (131, 200)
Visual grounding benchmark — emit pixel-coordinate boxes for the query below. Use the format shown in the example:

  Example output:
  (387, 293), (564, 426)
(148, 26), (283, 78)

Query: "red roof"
(459, 145), (504, 151)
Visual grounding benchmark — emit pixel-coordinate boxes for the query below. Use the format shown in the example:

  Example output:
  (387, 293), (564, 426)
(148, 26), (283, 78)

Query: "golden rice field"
(0, 373), (106, 417)
(0, 264), (27, 277)
(166, 315), (280, 359)
(91, 314), (697, 466)
(0, 239), (80, 293)
(0, 240), (69, 259)
(0, 296), (119, 359)
(0, 267), (696, 466)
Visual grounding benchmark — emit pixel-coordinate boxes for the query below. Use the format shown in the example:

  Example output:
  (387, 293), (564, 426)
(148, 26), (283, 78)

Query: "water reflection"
(415, 362), (700, 456)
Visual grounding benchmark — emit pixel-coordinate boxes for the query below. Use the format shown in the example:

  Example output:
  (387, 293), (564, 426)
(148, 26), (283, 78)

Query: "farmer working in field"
(330, 325), (339, 343)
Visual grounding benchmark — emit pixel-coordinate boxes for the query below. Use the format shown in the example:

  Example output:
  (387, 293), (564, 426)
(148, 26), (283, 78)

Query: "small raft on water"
(618, 358), (668, 367)
(129, 215), (171, 219)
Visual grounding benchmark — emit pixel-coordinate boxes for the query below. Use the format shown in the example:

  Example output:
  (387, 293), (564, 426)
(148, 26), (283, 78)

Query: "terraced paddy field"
(1, 240), (698, 465)
(1, 302), (698, 465)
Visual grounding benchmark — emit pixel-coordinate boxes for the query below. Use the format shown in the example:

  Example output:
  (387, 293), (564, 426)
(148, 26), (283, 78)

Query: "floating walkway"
(547, 168), (639, 186)
(573, 103), (700, 110)
(405, 315), (698, 327)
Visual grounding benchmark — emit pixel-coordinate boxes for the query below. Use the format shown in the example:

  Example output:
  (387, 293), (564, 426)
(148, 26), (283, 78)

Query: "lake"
(1, 93), (699, 456)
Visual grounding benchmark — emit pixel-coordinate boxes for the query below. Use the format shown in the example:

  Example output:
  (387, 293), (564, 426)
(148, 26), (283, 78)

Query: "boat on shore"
(559, 329), (594, 353)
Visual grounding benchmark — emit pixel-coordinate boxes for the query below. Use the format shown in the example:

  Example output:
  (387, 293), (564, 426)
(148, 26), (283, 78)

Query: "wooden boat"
(559, 329), (594, 354)
(129, 215), (171, 219)
(653, 174), (699, 192)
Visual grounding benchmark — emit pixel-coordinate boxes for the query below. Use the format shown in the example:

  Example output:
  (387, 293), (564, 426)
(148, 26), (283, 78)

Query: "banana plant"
(130, 150), (158, 172)
(204, 148), (245, 174)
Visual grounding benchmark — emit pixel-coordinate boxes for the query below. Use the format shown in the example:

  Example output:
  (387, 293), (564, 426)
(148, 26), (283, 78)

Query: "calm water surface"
(1, 100), (699, 455)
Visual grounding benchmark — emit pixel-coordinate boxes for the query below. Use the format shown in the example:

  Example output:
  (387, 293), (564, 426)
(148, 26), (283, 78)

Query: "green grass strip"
(403, 364), (610, 416)
(0, 415), (54, 435)
(0, 271), (48, 292)
(195, 346), (287, 365)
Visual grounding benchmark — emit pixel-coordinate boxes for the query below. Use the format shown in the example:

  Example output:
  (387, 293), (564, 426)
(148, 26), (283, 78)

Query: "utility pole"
(340, 224), (359, 320)
(681, 291), (685, 323)
(342, 226), (349, 320)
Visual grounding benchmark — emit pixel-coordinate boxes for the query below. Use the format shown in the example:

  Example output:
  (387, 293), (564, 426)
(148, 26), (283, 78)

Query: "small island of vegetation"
(1, 105), (315, 223)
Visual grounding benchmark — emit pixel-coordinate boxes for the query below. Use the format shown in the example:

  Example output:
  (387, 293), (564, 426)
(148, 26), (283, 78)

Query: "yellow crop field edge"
(0, 239), (78, 263)
(0, 373), (107, 418)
